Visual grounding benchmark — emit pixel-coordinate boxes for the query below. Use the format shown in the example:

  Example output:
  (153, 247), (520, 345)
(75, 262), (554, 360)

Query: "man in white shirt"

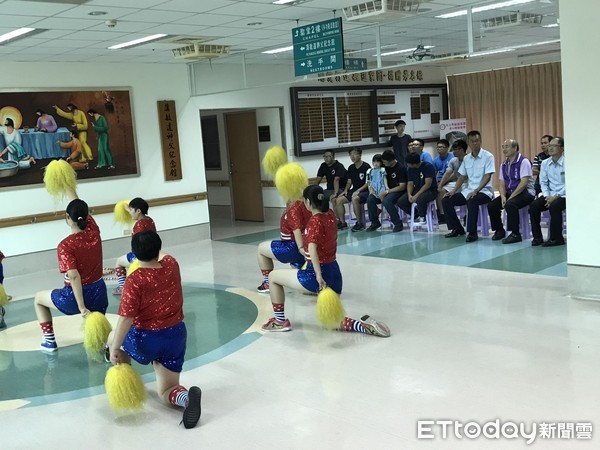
(442, 130), (495, 242)
(529, 137), (566, 247)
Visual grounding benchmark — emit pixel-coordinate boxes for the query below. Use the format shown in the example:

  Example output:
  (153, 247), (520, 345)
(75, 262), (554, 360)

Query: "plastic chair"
(503, 205), (531, 239)
(409, 201), (438, 232)
(459, 204), (491, 236)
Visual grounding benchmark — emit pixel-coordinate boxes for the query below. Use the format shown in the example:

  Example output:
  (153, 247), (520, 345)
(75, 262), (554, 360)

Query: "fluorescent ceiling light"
(436, 0), (536, 19)
(262, 45), (293, 54)
(471, 48), (515, 57)
(108, 34), (167, 49)
(0, 27), (36, 44)
(272, 0), (296, 4)
(379, 46), (434, 57)
(542, 23), (559, 28)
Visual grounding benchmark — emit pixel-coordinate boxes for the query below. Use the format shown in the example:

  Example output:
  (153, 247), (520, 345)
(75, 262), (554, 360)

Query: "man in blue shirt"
(529, 137), (566, 247)
(398, 152), (438, 223)
(442, 131), (495, 242)
(410, 138), (434, 164)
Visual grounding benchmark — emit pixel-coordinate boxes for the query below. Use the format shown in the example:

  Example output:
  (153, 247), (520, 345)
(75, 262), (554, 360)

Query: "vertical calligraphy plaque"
(157, 100), (183, 181)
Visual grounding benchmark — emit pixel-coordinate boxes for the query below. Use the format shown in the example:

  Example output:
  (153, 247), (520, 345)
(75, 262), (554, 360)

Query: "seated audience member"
(437, 140), (467, 223)
(388, 120), (412, 166)
(409, 138), (434, 164)
(314, 150), (347, 205)
(359, 154), (387, 232)
(442, 130), (495, 242)
(332, 148), (370, 231)
(529, 137), (566, 247)
(487, 139), (535, 244)
(398, 152), (438, 224)
(365, 150), (407, 233)
(532, 135), (553, 195)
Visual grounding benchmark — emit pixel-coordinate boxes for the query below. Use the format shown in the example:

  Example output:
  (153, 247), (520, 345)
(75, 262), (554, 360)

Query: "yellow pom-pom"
(0, 284), (8, 307)
(316, 287), (346, 330)
(84, 312), (112, 356)
(105, 364), (147, 411)
(274, 162), (308, 202)
(114, 200), (133, 225)
(43, 159), (77, 198)
(262, 145), (288, 177)
(127, 258), (141, 276)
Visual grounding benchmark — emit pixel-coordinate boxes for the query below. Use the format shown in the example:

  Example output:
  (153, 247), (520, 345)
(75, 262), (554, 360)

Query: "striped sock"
(340, 317), (366, 334)
(116, 266), (127, 288)
(168, 386), (189, 408)
(260, 269), (271, 284)
(40, 321), (56, 344)
(273, 303), (285, 322)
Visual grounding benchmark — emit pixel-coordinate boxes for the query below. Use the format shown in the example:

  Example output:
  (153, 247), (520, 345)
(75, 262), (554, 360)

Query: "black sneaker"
(392, 223), (403, 232)
(351, 222), (365, 232)
(338, 222), (348, 230)
(365, 222), (381, 232)
(491, 229), (506, 241)
(182, 386), (202, 429)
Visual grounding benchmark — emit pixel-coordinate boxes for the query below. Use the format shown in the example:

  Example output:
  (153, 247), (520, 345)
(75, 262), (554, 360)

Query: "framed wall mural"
(0, 89), (138, 189)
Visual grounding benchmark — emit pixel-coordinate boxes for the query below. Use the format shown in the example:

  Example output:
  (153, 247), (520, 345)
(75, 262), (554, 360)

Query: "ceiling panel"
(0, 15), (45, 27)
(150, 0), (238, 14)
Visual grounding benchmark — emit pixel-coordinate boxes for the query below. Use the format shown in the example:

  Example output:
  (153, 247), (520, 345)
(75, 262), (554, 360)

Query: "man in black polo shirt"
(332, 147), (371, 230)
(315, 150), (347, 204)
(398, 152), (438, 223)
(365, 150), (407, 233)
(388, 119), (412, 167)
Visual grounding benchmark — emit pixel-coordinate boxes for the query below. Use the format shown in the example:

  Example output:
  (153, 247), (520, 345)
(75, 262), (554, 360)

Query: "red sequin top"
(119, 255), (184, 330)
(280, 200), (311, 241)
(133, 216), (156, 235)
(57, 215), (103, 286)
(303, 210), (337, 264)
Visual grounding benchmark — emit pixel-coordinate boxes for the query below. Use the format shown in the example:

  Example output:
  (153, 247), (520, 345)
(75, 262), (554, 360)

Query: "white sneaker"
(360, 315), (391, 337)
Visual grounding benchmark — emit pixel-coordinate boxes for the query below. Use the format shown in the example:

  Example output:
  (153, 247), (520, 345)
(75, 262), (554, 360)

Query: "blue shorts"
(126, 252), (137, 264)
(51, 278), (108, 315)
(297, 261), (342, 294)
(271, 240), (305, 265)
(122, 322), (187, 373)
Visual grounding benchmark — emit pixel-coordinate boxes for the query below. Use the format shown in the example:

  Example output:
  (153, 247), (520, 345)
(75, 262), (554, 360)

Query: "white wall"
(0, 62), (208, 257)
(560, 1), (600, 268)
(192, 63), (447, 209)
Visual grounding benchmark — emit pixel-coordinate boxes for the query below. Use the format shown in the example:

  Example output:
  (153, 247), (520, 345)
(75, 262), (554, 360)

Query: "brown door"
(225, 111), (264, 222)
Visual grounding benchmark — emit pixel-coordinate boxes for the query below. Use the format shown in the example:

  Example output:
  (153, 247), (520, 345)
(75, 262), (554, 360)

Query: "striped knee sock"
(273, 303), (285, 322)
(340, 317), (366, 334)
(116, 266), (127, 288)
(169, 386), (189, 408)
(40, 321), (56, 344)
(260, 269), (271, 284)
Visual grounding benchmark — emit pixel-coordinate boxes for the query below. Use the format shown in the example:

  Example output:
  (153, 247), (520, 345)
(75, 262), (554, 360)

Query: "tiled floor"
(2, 218), (596, 449)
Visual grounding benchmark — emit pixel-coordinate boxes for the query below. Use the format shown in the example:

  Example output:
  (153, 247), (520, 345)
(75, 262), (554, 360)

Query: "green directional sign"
(292, 17), (344, 76)
(344, 58), (368, 71)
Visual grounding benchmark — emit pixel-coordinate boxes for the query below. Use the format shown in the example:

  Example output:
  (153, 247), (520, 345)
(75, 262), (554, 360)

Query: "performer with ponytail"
(262, 185), (390, 337)
(113, 198), (156, 296)
(107, 230), (202, 429)
(34, 189), (108, 352)
(256, 195), (311, 293)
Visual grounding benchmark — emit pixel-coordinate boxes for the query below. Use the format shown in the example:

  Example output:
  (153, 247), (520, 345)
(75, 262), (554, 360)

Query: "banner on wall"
(439, 118), (467, 145)
(157, 100), (182, 181)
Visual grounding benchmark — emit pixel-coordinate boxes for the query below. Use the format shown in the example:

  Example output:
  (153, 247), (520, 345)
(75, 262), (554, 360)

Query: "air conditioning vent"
(172, 43), (230, 61)
(481, 12), (543, 32)
(343, 0), (431, 23)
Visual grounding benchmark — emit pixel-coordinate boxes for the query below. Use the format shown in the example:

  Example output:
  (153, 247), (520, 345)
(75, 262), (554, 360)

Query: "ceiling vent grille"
(481, 12), (543, 32)
(343, 0), (431, 23)
(172, 43), (230, 60)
